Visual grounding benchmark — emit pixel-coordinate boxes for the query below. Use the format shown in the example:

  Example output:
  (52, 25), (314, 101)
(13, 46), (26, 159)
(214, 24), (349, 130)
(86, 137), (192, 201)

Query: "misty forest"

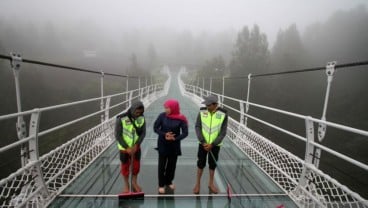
(1, 3), (368, 199)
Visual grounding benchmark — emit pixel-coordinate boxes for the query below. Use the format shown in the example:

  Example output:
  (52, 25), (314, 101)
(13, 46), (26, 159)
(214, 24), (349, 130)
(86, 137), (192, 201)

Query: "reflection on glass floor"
(52, 196), (296, 208)
(49, 73), (297, 208)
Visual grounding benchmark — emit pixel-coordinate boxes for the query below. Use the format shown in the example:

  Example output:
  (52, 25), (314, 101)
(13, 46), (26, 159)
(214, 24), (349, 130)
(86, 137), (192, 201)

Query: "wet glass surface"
(51, 195), (296, 208)
(49, 73), (297, 208)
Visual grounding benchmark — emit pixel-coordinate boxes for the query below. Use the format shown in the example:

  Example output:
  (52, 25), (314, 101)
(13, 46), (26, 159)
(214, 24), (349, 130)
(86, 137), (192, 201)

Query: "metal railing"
(0, 53), (169, 208)
(178, 62), (368, 208)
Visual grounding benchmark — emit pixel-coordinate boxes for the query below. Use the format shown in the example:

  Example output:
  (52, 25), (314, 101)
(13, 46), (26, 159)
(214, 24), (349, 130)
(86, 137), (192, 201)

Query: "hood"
(128, 101), (144, 117)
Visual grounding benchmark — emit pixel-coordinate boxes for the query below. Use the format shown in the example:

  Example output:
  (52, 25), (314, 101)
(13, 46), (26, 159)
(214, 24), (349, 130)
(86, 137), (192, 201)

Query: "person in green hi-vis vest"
(115, 101), (146, 193)
(193, 95), (228, 194)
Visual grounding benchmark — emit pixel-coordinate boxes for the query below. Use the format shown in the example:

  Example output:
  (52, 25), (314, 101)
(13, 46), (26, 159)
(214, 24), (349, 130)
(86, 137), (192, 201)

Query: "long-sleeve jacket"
(154, 112), (188, 156)
(115, 114), (146, 149)
(115, 102), (146, 149)
(195, 107), (228, 146)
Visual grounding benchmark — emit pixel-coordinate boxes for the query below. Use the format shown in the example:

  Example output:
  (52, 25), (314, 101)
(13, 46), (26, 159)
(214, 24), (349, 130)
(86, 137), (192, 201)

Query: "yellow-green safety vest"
(200, 109), (225, 145)
(117, 116), (145, 151)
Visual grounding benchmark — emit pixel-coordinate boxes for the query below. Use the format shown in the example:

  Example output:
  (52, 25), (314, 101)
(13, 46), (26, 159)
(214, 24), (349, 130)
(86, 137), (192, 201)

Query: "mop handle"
(209, 149), (232, 200)
(130, 153), (134, 193)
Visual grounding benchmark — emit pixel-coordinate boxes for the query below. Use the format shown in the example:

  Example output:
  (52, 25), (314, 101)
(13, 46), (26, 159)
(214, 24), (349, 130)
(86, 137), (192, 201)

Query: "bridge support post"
(292, 116), (324, 207)
(304, 117), (315, 170)
(200, 77), (203, 98)
(128, 91), (133, 109)
(209, 77), (212, 93)
(125, 76), (129, 109)
(104, 97), (111, 122)
(244, 74), (252, 127)
(298, 117), (315, 189)
(196, 77), (200, 97)
(221, 76), (225, 107)
(10, 52), (28, 167)
(28, 109), (50, 203)
(239, 101), (245, 125)
(100, 71), (105, 123)
(138, 77), (142, 100)
(145, 77), (147, 97)
(314, 61), (336, 168)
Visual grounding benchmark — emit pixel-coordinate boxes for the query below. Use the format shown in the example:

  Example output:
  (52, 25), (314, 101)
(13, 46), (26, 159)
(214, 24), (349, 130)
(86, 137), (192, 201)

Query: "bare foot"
(208, 185), (218, 194)
(122, 185), (129, 193)
(132, 183), (142, 192)
(158, 187), (165, 194)
(168, 184), (175, 190)
(193, 184), (200, 194)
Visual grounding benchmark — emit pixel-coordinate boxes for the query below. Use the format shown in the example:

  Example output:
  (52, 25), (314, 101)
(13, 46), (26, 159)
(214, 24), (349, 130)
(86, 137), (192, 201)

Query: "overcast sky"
(1, 0), (367, 45)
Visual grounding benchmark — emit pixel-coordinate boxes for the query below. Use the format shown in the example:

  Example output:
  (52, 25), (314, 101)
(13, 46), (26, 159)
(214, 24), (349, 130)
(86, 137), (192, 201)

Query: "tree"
(303, 5), (368, 63)
(147, 44), (158, 70)
(0, 41), (4, 54)
(128, 53), (144, 76)
(199, 55), (226, 77)
(271, 24), (307, 70)
(229, 25), (270, 76)
(173, 30), (195, 65)
(42, 22), (61, 57)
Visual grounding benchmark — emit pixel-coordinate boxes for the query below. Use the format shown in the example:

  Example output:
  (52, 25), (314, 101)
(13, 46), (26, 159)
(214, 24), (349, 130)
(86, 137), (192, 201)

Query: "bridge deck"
(49, 73), (297, 207)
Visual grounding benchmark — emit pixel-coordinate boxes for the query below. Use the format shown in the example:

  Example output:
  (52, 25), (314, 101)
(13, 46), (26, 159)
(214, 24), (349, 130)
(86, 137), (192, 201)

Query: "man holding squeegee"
(115, 101), (146, 194)
(193, 95), (228, 194)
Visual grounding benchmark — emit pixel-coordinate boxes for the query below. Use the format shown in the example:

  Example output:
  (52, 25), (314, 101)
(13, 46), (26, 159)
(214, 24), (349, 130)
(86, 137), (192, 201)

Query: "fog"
(1, 0), (367, 44)
(1, 0), (368, 199)
(1, 0), (367, 74)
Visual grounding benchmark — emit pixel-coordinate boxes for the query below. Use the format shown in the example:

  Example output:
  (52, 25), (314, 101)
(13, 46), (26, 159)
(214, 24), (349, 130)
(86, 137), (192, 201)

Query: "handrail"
(179, 68), (368, 207)
(0, 85), (160, 152)
(185, 84), (368, 172)
(0, 53), (169, 208)
(0, 91), (129, 121)
(186, 85), (368, 137)
(0, 85), (167, 208)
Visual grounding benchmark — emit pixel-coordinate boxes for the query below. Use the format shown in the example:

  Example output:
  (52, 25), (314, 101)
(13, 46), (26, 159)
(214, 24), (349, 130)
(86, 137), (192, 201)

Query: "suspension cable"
(251, 60), (368, 78)
(193, 60), (368, 80)
(0, 53), (141, 78)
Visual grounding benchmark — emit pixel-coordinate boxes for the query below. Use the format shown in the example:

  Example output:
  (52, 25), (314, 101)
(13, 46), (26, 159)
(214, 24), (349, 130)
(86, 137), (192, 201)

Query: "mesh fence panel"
(182, 81), (368, 208)
(226, 117), (368, 208)
(0, 84), (166, 208)
(0, 119), (114, 208)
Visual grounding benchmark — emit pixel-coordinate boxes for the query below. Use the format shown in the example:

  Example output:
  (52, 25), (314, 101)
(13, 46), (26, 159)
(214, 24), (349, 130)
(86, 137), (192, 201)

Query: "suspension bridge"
(0, 53), (367, 207)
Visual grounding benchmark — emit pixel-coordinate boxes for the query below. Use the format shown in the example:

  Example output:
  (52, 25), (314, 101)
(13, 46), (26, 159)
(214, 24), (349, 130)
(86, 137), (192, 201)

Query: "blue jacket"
(153, 112), (188, 156)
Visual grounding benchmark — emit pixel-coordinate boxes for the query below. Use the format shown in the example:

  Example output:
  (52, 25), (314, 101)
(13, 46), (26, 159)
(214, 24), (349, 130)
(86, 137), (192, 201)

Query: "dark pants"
(158, 154), (178, 187)
(197, 144), (220, 170)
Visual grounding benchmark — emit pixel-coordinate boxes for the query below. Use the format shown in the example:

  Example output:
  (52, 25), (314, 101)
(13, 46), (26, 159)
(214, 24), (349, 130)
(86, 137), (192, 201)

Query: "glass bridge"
(49, 73), (296, 208)
(1, 54), (367, 208)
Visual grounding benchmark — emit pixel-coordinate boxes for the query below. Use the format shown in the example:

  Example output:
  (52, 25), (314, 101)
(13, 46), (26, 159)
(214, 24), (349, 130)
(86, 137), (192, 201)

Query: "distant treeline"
(190, 5), (368, 198)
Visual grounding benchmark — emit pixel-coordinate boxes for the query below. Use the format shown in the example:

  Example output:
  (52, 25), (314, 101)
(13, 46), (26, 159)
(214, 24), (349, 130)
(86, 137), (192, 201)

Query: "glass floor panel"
(52, 196), (296, 208)
(49, 72), (297, 207)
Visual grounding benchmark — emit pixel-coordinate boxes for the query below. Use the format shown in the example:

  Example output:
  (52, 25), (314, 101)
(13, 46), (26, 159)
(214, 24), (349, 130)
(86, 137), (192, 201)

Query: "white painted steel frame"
(179, 70), (368, 208)
(0, 81), (168, 208)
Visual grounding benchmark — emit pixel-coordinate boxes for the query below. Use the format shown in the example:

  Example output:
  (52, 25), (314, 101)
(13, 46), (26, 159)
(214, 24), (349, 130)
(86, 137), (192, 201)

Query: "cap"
(201, 95), (218, 105)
